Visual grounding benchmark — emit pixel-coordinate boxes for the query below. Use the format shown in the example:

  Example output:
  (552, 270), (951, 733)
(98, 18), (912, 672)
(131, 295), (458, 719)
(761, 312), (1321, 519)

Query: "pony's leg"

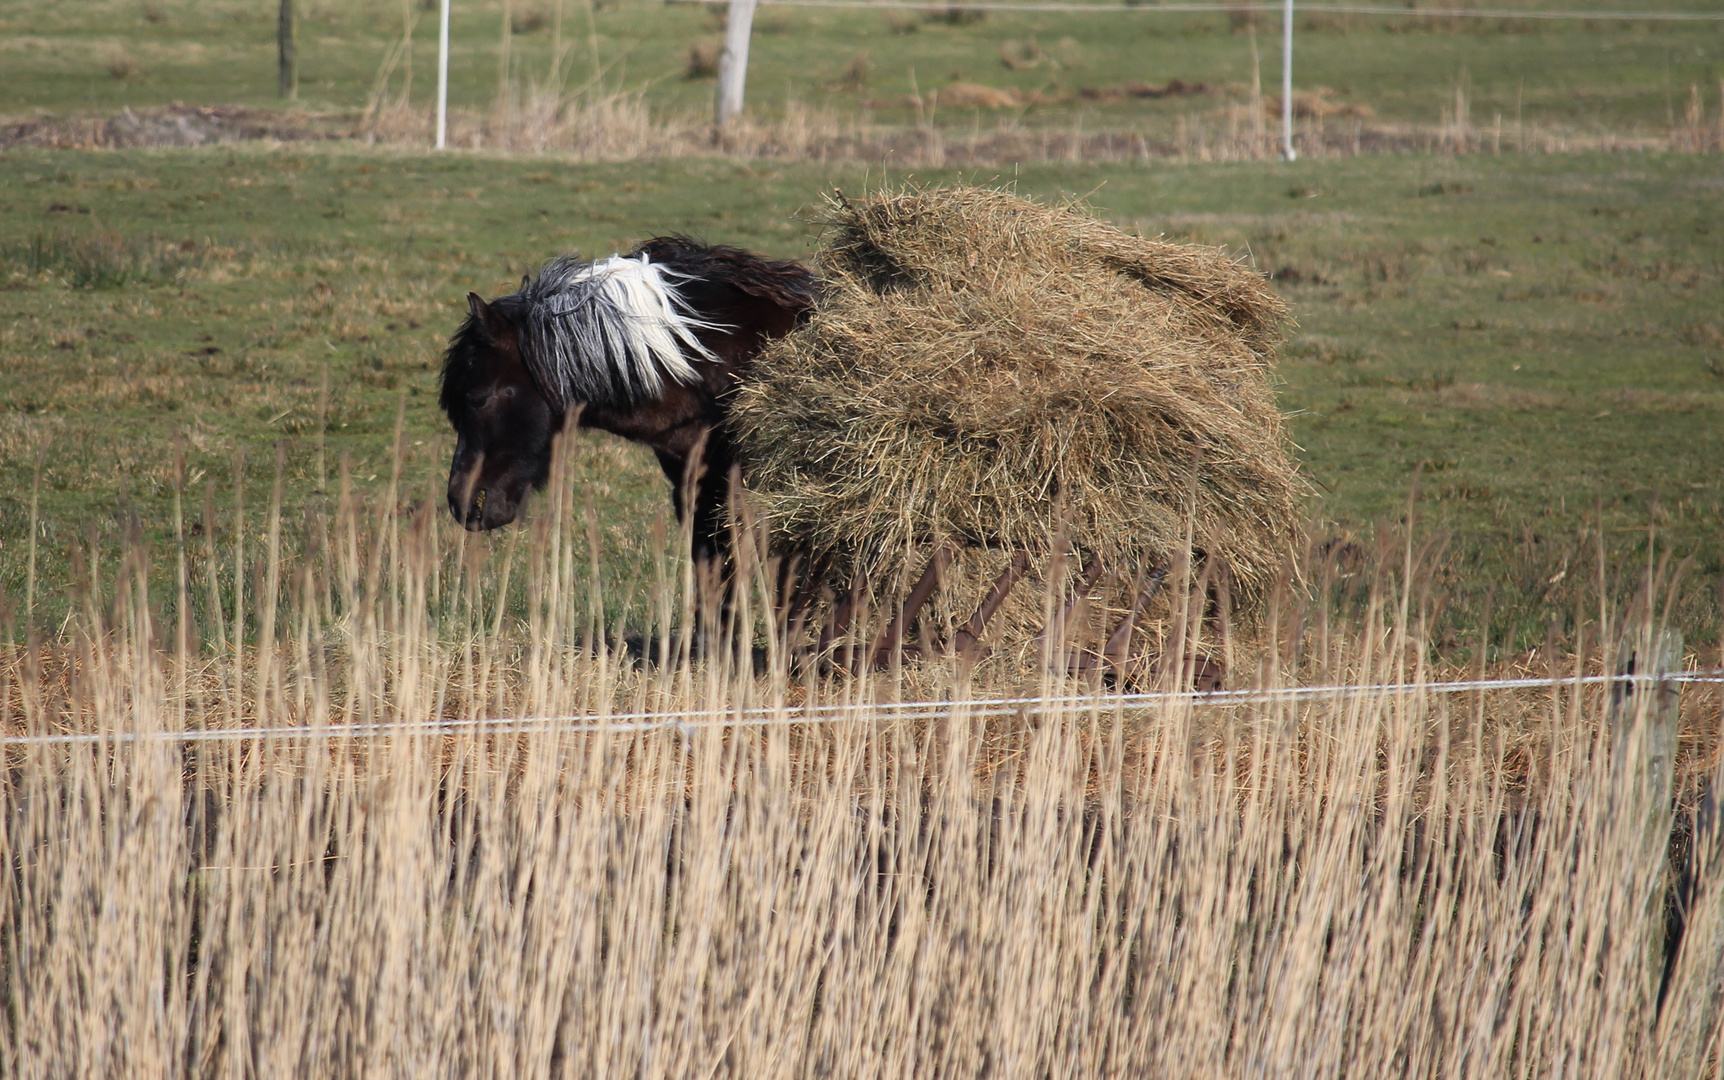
(660, 439), (745, 653)
(655, 440), (732, 572)
(782, 551), (831, 661)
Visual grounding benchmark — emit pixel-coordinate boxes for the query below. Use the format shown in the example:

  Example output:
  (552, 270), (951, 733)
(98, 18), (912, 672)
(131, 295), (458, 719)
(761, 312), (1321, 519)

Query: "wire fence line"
(670, 0), (1724, 21)
(6, 671), (1722, 749)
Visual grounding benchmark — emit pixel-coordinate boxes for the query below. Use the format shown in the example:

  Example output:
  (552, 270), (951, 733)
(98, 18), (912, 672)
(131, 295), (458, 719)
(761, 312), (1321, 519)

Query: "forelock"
(438, 313), (489, 416)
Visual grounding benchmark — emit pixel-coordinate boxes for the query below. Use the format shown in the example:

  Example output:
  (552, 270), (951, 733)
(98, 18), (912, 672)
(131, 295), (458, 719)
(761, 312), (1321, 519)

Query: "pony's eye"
(466, 392), (491, 410)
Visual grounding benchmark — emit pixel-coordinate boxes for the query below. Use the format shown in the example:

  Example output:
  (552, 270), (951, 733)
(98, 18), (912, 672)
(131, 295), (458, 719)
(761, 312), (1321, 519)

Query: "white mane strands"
(519, 253), (725, 409)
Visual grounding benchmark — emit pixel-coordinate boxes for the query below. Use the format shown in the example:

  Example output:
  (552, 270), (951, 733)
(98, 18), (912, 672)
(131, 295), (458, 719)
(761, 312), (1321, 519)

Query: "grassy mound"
(733, 185), (1304, 625)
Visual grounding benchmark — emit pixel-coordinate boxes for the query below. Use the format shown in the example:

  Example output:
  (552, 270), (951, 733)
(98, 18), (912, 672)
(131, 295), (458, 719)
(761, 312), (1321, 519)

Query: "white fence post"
(436, 0), (452, 148)
(1282, 0), (1297, 160)
(715, 0), (757, 127)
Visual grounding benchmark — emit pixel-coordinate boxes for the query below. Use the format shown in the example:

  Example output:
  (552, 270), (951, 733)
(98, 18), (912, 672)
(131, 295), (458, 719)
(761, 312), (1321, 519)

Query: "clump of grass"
(884, 11), (920, 34)
(926, 4), (987, 26)
(510, 7), (549, 34)
(686, 39), (720, 80)
(2, 231), (207, 289)
(103, 46), (142, 81)
(837, 51), (870, 91)
(0, 446), (1720, 1078)
(1285, 333), (1373, 363)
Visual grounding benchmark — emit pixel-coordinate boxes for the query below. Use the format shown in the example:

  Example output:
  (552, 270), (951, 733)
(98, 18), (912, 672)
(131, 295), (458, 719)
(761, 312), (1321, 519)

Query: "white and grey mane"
(514, 253), (726, 410)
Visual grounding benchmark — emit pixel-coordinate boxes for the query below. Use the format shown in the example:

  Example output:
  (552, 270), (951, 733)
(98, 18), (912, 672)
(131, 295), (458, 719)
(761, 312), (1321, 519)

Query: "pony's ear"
(520, 274), (531, 290)
(467, 293), (513, 339)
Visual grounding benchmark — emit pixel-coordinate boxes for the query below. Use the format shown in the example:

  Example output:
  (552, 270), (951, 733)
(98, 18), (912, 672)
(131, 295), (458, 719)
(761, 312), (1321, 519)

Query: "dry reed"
(2, 447), (1722, 1079)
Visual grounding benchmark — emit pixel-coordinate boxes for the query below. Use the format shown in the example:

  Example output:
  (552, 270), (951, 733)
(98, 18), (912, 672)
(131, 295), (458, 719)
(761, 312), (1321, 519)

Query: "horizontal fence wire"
(5, 671), (1722, 748)
(670, 0), (1724, 20)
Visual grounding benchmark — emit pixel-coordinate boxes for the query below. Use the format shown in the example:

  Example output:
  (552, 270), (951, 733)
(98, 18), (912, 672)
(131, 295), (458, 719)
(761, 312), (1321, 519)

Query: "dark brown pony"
(439, 237), (816, 563)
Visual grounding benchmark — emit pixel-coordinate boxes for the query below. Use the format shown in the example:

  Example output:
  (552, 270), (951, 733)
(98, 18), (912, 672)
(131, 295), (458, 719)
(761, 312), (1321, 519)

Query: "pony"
(439, 236), (817, 564)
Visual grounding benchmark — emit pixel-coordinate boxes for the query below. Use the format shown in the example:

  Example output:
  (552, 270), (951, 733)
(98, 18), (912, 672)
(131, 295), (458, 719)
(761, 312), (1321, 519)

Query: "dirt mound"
(0, 106), (338, 149)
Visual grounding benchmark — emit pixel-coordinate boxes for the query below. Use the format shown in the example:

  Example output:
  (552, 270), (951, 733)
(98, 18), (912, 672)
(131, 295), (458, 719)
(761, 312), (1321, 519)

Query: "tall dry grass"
(2, 95), (1691, 161)
(3, 448), (1723, 1078)
(350, 86), (1686, 165)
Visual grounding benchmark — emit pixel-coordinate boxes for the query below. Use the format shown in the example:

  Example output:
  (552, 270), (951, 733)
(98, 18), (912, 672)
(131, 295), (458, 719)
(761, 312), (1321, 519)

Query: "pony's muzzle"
(448, 459), (496, 530)
(450, 485), (498, 531)
(460, 488), (487, 528)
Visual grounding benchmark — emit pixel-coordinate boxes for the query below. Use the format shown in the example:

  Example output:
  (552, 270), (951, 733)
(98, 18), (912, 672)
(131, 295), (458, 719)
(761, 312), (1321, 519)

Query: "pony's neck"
(517, 237), (816, 452)
(517, 253), (722, 414)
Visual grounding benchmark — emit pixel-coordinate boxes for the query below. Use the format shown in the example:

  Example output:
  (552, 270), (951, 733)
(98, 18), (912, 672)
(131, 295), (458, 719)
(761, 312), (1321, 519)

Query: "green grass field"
(5, 0), (1722, 141)
(2, 145), (1720, 648)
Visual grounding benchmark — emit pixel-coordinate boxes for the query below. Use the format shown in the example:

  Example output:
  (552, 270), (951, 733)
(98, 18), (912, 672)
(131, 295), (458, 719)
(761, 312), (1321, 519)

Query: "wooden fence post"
(1609, 628), (1684, 1029)
(1653, 674), (1724, 1065)
(1610, 628), (1682, 814)
(278, 0), (298, 100)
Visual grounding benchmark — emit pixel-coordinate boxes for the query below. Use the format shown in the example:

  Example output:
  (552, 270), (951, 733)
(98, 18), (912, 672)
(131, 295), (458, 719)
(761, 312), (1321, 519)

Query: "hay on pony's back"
(732, 186), (1303, 652)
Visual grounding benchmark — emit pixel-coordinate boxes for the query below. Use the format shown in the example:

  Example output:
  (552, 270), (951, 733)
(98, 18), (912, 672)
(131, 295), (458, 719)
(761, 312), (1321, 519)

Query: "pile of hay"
(732, 185), (1304, 634)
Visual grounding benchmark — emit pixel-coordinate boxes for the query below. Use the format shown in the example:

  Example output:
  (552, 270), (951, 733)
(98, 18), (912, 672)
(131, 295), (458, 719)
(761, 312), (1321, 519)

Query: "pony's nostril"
(449, 484), (489, 527)
(461, 489), (490, 526)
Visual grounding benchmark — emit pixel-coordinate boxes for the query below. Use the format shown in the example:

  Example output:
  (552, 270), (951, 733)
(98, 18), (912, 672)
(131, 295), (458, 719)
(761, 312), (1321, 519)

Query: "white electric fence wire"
(7, 672), (1722, 748)
(673, 0), (1724, 19)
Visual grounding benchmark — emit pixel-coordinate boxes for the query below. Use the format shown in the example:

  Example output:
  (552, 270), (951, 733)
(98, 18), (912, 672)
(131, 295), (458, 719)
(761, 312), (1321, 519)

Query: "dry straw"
(733, 185), (1305, 634)
(3, 458), (1723, 1078)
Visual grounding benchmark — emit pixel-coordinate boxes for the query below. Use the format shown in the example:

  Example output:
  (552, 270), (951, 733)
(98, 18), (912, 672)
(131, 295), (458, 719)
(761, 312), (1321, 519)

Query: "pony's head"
(442, 240), (818, 535)
(439, 250), (728, 531)
(440, 292), (562, 531)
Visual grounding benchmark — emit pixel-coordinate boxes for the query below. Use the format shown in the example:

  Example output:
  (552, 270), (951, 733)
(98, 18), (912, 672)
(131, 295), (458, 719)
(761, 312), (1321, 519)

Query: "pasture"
(1, 145), (1720, 648)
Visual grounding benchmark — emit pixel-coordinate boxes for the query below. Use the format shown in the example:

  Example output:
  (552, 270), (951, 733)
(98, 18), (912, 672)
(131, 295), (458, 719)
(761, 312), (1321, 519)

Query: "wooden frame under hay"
(732, 185), (1306, 670)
